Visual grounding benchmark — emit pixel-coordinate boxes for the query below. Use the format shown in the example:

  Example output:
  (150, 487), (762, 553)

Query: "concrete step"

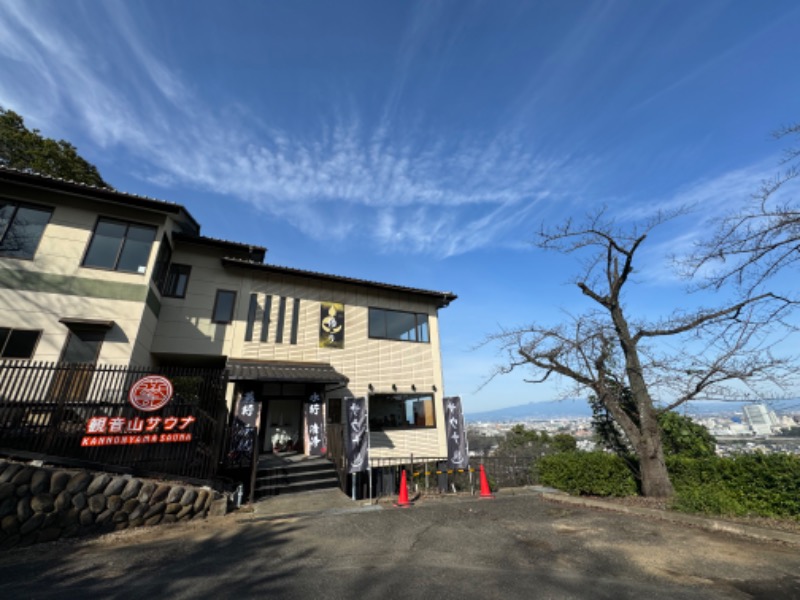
(254, 455), (341, 498)
(255, 476), (341, 497)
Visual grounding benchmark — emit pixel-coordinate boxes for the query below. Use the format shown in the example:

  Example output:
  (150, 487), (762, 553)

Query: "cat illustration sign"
(128, 375), (174, 412)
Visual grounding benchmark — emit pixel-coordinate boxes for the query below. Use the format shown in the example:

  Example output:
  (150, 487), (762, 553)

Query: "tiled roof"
(0, 166), (201, 232)
(226, 359), (348, 384)
(172, 231), (266, 262)
(220, 257), (457, 307)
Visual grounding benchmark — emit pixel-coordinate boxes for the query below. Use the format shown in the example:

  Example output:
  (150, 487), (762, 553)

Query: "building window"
(260, 295), (272, 342)
(275, 296), (286, 343)
(162, 264), (191, 298)
(369, 394), (436, 429)
(60, 329), (105, 364)
(0, 328), (41, 359)
(152, 235), (172, 291)
(368, 308), (429, 343)
(82, 218), (156, 273)
(245, 293), (258, 342)
(212, 290), (237, 324)
(0, 200), (52, 259)
(290, 298), (300, 345)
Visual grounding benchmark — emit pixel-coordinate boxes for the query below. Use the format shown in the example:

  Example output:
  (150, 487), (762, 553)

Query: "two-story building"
(0, 167), (456, 467)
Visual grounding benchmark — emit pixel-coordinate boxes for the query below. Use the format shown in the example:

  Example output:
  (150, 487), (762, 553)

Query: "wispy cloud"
(0, 1), (567, 258)
(613, 161), (791, 287)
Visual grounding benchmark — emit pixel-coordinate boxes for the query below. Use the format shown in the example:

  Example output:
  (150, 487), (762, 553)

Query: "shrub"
(668, 454), (800, 518)
(539, 451), (637, 497)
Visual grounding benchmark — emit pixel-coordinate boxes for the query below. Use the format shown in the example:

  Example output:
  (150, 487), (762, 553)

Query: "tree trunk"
(635, 412), (674, 497)
(637, 443), (674, 497)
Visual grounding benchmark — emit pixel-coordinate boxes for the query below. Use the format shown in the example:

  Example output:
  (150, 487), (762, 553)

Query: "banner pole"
(367, 392), (372, 503)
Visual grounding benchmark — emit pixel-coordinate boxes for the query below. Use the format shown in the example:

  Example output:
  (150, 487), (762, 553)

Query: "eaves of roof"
(173, 231), (267, 262)
(0, 166), (201, 233)
(226, 359), (348, 384)
(220, 257), (457, 308)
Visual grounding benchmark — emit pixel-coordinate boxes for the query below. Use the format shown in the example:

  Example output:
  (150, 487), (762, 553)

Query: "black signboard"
(444, 396), (469, 469)
(345, 396), (368, 473)
(226, 390), (259, 468)
(305, 390), (326, 456)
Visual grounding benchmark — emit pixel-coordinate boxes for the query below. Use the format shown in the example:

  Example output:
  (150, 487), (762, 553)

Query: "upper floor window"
(162, 263), (191, 298)
(152, 235), (172, 290)
(368, 308), (430, 343)
(82, 218), (156, 273)
(212, 289), (237, 324)
(0, 200), (52, 259)
(0, 327), (42, 359)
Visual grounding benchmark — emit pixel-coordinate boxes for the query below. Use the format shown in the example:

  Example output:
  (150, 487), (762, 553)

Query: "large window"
(212, 290), (237, 324)
(0, 200), (52, 259)
(369, 394), (436, 429)
(82, 218), (156, 273)
(0, 328), (42, 359)
(368, 308), (429, 342)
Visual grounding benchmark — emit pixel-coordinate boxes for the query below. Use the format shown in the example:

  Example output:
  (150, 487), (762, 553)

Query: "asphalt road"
(1, 493), (799, 599)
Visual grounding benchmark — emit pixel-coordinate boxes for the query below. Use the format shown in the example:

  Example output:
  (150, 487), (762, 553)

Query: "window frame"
(59, 329), (105, 365)
(0, 199), (53, 260)
(152, 235), (172, 291)
(212, 289), (237, 324)
(81, 217), (157, 274)
(368, 394), (437, 429)
(368, 307), (430, 343)
(162, 263), (191, 298)
(245, 293), (258, 342)
(0, 327), (42, 359)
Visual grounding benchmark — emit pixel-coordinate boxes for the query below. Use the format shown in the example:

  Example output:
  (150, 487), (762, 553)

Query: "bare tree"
(490, 210), (792, 497)
(686, 123), (800, 293)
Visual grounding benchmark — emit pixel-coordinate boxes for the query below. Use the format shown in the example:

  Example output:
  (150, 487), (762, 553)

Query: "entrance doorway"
(263, 397), (303, 452)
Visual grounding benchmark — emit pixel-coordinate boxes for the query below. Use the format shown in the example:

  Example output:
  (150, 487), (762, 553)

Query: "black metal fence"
(0, 361), (229, 481)
(358, 455), (539, 499)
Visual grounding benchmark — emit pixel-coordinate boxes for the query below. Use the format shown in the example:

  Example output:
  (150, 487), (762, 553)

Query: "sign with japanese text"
(226, 390), (260, 467)
(81, 374), (196, 447)
(345, 396), (368, 473)
(128, 375), (174, 412)
(319, 302), (344, 349)
(444, 396), (469, 469)
(304, 391), (326, 456)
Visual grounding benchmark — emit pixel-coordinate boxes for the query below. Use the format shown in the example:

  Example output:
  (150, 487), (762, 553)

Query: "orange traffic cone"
(394, 469), (412, 507)
(479, 464), (494, 498)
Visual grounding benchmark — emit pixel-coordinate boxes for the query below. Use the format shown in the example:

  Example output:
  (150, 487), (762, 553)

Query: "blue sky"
(2, 1), (799, 412)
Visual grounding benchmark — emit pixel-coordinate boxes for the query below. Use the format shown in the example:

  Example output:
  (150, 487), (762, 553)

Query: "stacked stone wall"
(0, 459), (226, 549)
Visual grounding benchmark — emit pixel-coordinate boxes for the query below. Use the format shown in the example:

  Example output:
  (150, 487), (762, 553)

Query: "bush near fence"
(668, 454), (800, 518)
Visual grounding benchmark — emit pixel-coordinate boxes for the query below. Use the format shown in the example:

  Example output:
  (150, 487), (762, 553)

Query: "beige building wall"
(152, 254), (449, 457)
(0, 184), (176, 365)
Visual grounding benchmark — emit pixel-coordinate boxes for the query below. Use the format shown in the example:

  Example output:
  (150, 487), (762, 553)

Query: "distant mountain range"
(466, 399), (592, 422)
(465, 398), (800, 422)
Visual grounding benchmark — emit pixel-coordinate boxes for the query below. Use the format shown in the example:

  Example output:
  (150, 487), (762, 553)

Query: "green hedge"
(538, 450), (800, 519)
(538, 451), (637, 497)
(667, 454), (800, 518)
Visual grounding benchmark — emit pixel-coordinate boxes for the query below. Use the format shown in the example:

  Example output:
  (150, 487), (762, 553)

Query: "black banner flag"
(226, 390), (259, 468)
(305, 390), (326, 456)
(345, 396), (368, 473)
(444, 396), (469, 469)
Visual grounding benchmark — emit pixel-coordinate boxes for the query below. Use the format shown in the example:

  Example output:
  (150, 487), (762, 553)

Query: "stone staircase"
(254, 453), (341, 499)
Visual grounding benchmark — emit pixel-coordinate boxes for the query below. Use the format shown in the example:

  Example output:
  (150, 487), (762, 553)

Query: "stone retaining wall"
(0, 459), (227, 549)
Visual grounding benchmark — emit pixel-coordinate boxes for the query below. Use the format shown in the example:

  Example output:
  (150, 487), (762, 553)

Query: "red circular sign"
(128, 375), (174, 412)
